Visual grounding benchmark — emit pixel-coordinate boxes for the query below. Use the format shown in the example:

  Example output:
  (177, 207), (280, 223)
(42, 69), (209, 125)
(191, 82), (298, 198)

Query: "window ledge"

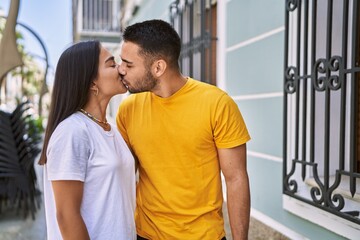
(283, 195), (360, 239)
(304, 175), (360, 202)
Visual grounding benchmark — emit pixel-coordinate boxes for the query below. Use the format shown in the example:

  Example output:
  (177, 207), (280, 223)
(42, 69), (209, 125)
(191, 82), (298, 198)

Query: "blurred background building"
(72, 0), (121, 43)
(0, 0), (359, 239)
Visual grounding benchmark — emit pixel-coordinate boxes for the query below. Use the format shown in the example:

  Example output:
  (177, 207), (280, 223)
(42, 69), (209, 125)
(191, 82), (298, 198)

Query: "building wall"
(127, 0), (170, 24)
(123, 0), (348, 239)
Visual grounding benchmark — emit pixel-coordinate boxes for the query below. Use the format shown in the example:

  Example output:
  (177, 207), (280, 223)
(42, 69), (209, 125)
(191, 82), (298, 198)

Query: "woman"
(39, 41), (136, 240)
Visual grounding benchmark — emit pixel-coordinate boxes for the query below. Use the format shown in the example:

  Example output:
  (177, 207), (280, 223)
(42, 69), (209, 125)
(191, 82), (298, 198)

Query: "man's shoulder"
(120, 92), (150, 110)
(123, 92), (149, 102)
(188, 78), (228, 100)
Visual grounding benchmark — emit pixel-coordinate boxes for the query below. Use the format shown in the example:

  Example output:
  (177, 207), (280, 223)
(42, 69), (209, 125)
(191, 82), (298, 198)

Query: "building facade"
(72, 0), (122, 44)
(121, 0), (360, 239)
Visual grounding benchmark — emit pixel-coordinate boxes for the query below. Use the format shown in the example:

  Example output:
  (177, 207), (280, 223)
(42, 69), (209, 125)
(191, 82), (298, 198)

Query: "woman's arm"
(52, 180), (90, 240)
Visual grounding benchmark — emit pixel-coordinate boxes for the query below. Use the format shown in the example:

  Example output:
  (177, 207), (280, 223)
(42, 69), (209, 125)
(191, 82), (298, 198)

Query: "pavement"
(0, 204), (46, 240)
(0, 162), (46, 240)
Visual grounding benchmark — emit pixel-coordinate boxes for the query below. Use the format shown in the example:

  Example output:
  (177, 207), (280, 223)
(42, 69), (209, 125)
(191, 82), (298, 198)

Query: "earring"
(93, 88), (99, 96)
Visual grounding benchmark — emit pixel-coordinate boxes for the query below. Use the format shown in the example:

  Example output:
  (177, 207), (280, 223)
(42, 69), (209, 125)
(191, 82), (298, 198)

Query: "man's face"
(118, 41), (157, 93)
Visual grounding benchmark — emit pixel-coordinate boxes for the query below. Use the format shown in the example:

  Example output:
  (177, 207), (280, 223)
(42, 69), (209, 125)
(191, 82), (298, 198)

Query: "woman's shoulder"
(48, 112), (91, 152)
(53, 112), (88, 136)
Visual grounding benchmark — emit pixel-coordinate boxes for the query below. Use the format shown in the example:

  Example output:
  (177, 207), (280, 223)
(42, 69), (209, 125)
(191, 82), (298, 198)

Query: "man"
(117, 19), (251, 240)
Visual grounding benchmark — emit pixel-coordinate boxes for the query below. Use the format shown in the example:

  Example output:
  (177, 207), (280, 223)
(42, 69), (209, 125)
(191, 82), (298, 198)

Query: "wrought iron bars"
(283, 0), (360, 224)
(170, 0), (215, 84)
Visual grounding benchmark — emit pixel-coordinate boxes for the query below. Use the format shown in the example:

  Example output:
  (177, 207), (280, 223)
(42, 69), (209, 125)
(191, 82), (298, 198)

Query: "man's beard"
(127, 69), (157, 94)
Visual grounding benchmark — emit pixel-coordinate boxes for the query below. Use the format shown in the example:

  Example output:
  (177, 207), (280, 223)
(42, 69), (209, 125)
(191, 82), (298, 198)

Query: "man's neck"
(152, 73), (188, 98)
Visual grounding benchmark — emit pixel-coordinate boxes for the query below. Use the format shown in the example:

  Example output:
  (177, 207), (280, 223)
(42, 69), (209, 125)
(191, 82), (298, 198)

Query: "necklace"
(79, 109), (109, 127)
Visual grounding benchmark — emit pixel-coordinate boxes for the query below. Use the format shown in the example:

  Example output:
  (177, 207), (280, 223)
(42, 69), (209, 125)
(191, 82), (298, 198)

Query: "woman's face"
(94, 46), (127, 97)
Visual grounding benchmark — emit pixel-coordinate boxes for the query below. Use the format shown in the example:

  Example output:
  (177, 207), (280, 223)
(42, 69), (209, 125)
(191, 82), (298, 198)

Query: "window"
(170, 0), (217, 85)
(80, 0), (120, 32)
(283, 0), (360, 235)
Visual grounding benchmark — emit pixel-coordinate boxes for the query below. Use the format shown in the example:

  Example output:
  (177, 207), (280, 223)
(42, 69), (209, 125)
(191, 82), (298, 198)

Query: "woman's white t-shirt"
(43, 112), (136, 240)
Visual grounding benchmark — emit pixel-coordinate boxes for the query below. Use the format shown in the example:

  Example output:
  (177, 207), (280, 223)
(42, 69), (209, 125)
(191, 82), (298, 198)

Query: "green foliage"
(0, 17), (43, 99)
(28, 115), (44, 134)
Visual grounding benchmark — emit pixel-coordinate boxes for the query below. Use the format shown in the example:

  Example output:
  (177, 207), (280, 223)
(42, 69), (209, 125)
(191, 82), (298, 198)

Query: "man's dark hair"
(123, 19), (181, 69)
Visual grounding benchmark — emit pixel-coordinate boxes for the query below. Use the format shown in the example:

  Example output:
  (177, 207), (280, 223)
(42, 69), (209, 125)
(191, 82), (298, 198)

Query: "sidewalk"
(0, 161), (46, 240)
(0, 205), (46, 240)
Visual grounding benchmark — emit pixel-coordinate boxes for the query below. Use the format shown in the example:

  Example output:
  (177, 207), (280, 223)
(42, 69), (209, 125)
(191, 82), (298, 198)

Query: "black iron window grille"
(169, 0), (217, 85)
(283, 0), (360, 224)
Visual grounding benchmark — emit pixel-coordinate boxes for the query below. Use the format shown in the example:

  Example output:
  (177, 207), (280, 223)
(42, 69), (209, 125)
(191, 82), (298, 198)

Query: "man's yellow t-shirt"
(117, 78), (250, 240)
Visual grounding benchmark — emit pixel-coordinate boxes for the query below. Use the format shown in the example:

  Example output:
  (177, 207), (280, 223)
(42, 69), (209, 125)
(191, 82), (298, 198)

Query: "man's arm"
(218, 143), (250, 240)
(52, 180), (90, 240)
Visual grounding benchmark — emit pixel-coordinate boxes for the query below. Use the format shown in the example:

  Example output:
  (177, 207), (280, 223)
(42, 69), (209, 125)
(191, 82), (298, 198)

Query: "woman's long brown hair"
(38, 41), (101, 165)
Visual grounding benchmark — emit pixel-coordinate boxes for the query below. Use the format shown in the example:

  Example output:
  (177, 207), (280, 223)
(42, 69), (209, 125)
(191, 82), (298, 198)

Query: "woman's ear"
(90, 82), (99, 96)
(152, 59), (167, 77)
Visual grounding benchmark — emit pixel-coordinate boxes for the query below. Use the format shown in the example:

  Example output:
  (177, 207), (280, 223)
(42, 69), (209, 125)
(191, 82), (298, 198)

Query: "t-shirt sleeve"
(116, 100), (130, 146)
(46, 120), (90, 182)
(213, 94), (251, 148)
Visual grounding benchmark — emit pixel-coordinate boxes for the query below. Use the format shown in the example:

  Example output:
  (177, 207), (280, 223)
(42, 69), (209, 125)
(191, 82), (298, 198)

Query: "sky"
(0, 0), (73, 82)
